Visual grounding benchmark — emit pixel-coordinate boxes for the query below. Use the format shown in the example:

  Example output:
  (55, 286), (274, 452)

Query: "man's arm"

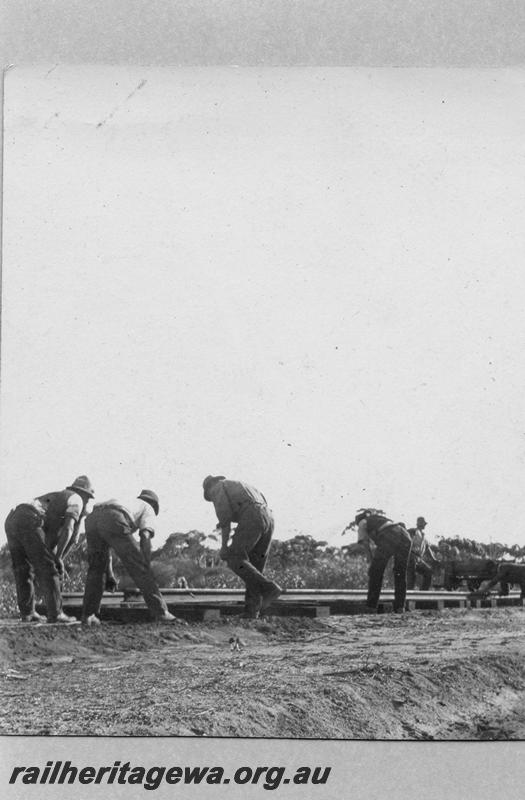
(139, 530), (153, 565)
(209, 484), (234, 559)
(54, 493), (85, 566)
(356, 519), (374, 563)
(422, 541), (440, 566)
(60, 521), (82, 561)
(105, 552), (118, 592)
(220, 524), (232, 559)
(53, 516), (80, 576)
(136, 500), (158, 566)
(361, 540), (374, 564)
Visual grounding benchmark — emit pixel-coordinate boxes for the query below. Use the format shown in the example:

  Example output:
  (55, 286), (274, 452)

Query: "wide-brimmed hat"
(202, 475), (226, 501)
(67, 475), (95, 498)
(417, 516), (427, 527)
(137, 489), (160, 516)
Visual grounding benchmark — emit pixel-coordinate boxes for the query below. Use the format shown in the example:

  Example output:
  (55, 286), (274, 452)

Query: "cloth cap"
(137, 489), (160, 516)
(202, 475), (226, 501)
(67, 475), (95, 498)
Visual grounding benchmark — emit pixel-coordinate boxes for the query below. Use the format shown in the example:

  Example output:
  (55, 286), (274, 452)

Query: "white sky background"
(2, 65), (525, 547)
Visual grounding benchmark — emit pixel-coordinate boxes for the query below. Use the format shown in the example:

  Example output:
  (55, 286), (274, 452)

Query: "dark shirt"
(34, 489), (84, 548)
(358, 514), (396, 545)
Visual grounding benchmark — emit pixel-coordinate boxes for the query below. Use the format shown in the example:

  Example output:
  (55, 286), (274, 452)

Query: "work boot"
(239, 609), (260, 620)
(82, 614), (101, 627)
(243, 598), (262, 619)
(21, 612), (47, 623)
(260, 582), (282, 610)
(48, 612), (77, 624)
(157, 611), (178, 623)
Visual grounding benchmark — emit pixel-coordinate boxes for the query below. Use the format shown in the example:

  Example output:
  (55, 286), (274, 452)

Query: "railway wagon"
(434, 557), (497, 592)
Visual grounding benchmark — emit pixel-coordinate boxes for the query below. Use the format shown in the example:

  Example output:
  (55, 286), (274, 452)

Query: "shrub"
(5, 527), (522, 614)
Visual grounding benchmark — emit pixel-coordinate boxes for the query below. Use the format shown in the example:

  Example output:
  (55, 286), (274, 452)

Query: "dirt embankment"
(1, 608), (525, 740)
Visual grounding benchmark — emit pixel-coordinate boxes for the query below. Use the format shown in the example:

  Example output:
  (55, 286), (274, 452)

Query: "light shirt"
(209, 479), (267, 528)
(96, 498), (157, 535)
(410, 528), (426, 557)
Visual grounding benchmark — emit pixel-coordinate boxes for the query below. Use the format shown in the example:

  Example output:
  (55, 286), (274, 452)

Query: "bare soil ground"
(1, 607), (525, 740)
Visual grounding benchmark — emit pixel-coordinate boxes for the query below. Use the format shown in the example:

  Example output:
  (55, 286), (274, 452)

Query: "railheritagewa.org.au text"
(9, 760), (332, 791)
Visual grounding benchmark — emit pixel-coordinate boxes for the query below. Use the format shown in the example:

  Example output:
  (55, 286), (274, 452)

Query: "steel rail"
(60, 588), (523, 612)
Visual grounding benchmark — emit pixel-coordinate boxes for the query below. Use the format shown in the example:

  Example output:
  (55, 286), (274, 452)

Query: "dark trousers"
(5, 504), (62, 620)
(82, 507), (168, 620)
(226, 504), (275, 614)
(367, 525), (412, 611)
(407, 555), (433, 590)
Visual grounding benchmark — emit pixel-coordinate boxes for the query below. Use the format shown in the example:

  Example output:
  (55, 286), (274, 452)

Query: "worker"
(4, 475), (95, 623)
(202, 475), (282, 618)
(353, 508), (413, 613)
(81, 490), (176, 625)
(406, 516), (440, 590)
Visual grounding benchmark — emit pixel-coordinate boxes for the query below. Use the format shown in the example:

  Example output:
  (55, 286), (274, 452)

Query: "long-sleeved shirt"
(407, 527), (438, 563)
(209, 479), (267, 528)
(408, 528), (425, 557)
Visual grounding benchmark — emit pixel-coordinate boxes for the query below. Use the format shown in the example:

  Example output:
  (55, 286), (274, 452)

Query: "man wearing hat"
(4, 475), (95, 623)
(202, 475), (282, 618)
(353, 508), (413, 613)
(81, 490), (176, 625)
(406, 516), (439, 591)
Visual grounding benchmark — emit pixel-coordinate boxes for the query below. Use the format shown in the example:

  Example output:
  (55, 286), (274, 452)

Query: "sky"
(1, 64), (525, 548)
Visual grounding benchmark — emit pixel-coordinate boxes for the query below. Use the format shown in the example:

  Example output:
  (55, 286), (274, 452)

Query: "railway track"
(58, 588), (525, 622)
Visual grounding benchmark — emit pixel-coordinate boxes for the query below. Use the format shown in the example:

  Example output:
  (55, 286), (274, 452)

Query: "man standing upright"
(203, 475), (282, 618)
(5, 475), (95, 623)
(353, 508), (412, 613)
(81, 489), (176, 625)
(406, 516), (439, 590)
